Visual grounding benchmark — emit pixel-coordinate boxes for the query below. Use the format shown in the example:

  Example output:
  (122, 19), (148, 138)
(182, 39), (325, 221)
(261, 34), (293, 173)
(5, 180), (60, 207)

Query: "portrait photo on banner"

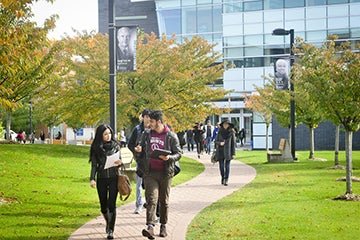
(116, 26), (137, 72)
(274, 58), (290, 90)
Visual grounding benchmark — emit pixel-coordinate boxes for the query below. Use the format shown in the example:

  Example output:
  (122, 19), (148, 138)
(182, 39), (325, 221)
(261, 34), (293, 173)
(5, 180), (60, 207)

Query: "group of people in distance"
(88, 109), (238, 239)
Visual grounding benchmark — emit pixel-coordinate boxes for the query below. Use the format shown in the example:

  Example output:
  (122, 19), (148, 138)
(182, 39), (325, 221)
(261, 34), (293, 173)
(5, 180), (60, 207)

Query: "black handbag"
(211, 149), (218, 163)
(174, 161), (181, 176)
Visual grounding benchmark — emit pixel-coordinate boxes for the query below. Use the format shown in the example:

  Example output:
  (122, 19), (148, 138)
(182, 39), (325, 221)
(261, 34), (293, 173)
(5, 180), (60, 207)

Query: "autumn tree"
(0, 0), (64, 139)
(293, 36), (360, 200)
(45, 32), (229, 131)
(119, 33), (228, 130)
(245, 87), (273, 151)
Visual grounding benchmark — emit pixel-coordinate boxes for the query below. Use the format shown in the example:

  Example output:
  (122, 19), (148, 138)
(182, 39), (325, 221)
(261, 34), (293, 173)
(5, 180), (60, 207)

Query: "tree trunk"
(5, 113), (12, 140)
(309, 127), (314, 159)
(345, 130), (353, 194)
(334, 125), (340, 166)
(49, 125), (54, 144)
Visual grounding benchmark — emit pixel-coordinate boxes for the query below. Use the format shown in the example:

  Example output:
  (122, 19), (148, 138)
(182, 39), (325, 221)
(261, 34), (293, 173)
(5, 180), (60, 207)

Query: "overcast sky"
(31, 0), (98, 39)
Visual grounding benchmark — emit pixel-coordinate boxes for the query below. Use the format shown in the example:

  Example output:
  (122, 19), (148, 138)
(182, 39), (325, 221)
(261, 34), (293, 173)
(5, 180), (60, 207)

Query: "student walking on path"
(69, 150), (256, 240)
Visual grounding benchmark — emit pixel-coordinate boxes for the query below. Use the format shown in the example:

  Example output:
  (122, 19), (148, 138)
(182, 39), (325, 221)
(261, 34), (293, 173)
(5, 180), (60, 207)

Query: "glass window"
(351, 28), (360, 37)
(225, 47), (244, 58)
(264, 0), (283, 10)
(264, 34), (286, 44)
(306, 19), (326, 31)
(328, 17), (349, 29)
(244, 23), (263, 35)
(213, 33), (222, 53)
(306, 6), (326, 19)
(156, 0), (180, 9)
(264, 9), (283, 22)
(223, 25), (243, 36)
(306, 0), (326, 6)
(244, 11), (263, 23)
(244, 34), (263, 45)
(223, 13), (243, 25)
(197, 6), (212, 33)
(285, 8), (304, 20)
(182, 0), (196, 6)
(328, 5), (348, 17)
(157, 9), (181, 35)
(244, 46), (264, 56)
(182, 7), (196, 34)
(328, 0), (348, 4)
(350, 3), (360, 15)
(224, 36), (244, 46)
(285, 20), (305, 31)
(197, 0), (212, 4)
(244, 0), (263, 11)
(306, 30), (327, 42)
(224, 2), (243, 13)
(328, 29), (350, 39)
(350, 16), (360, 28)
(263, 46), (286, 56)
(285, 0), (305, 8)
(213, 6), (222, 32)
(264, 21), (284, 34)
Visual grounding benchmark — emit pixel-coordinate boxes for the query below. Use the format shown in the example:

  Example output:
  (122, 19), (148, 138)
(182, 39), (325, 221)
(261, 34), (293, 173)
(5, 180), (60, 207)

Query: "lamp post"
(272, 28), (296, 160)
(109, 0), (117, 134)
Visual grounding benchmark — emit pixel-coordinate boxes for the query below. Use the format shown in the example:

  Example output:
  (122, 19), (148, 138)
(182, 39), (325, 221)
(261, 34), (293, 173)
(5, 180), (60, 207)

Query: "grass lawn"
(0, 144), (203, 239)
(187, 150), (360, 240)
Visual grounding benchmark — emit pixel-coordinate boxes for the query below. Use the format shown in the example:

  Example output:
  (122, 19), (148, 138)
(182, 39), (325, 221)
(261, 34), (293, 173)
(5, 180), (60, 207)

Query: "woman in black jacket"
(214, 119), (236, 186)
(89, 124), (122, 239)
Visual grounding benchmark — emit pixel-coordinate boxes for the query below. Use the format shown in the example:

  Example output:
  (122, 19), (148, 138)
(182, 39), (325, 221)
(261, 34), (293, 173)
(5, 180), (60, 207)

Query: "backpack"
(117, 166), (132, 201)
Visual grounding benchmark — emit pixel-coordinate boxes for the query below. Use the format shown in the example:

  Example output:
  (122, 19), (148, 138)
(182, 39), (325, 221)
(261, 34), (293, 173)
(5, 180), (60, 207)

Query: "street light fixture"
(272, 28), (296, 160)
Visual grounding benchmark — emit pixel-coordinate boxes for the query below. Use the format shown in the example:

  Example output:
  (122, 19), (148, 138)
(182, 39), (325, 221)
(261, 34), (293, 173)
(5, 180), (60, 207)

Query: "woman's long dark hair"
(89, 124), (118, 162)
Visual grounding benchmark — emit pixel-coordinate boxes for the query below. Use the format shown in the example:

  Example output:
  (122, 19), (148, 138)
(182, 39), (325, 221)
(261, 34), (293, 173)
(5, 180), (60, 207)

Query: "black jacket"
(214, 128), (236, 161)
(90, 141), (121, 180)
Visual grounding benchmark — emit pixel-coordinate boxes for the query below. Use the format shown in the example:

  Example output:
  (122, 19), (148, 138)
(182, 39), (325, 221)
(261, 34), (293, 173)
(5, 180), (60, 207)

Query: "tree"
(293, 36), (360, 199)
(45, 32), (229, 131)
(0, 0), (63, 139)
(245, 87), (273, 151)
(118, 33), (229, 130)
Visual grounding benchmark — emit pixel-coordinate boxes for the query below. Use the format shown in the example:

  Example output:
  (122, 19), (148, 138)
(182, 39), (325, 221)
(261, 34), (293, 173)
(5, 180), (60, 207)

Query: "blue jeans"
(136, 174), (143, 208)
(219, 159), (231, 180)
(206, 137), (212, 153)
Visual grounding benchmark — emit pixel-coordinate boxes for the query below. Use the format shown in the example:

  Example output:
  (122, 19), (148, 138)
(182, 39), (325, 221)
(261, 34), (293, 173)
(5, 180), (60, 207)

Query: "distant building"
(98, 0), (360, 150)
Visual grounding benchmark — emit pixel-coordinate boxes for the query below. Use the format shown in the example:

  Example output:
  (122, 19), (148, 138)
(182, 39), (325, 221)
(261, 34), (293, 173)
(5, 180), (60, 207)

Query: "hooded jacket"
(136, 126), (182, 178)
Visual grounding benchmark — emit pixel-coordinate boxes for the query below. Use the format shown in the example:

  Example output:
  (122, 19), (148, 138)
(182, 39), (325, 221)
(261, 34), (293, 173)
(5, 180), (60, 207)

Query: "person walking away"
(205, 120), (214, 154)
(120, 127), (127, 147)
(193, 122), (205, 158)
(40, 131), (46, 144)
(89, 124), (123, 239)
(239, 128), (245, 146)
(186, 128), (194, 152)
(128, 108), (151, 214)
(134, 110), (182, 239)
(214, 119), (236, 186)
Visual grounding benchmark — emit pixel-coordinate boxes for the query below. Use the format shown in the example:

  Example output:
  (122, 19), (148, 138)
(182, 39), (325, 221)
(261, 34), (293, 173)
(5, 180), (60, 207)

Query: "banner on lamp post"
(274, 58), (290, 90)
(116, 26), (137, 72)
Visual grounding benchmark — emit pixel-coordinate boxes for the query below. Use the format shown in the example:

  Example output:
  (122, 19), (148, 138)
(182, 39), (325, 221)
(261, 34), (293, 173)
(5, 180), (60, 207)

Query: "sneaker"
(142, 226), (155, 239)
(134, 206), (142, 214)
(159, 224), (167, 237)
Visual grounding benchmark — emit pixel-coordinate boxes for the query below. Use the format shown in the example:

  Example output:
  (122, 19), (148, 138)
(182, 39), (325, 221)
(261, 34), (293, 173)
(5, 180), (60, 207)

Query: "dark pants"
(96, 177), (118, 214)
(144, 171), (172, 226)
(219, 159), (231, 180)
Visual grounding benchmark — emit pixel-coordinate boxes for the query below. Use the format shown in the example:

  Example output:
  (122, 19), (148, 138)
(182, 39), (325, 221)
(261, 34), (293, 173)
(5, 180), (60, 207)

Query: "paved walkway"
(68, 150), (256, 240)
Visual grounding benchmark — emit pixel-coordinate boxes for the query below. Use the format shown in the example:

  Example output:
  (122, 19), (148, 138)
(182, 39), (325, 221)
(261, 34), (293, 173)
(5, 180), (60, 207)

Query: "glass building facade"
(152, 0), (360, 149)
(98, 0), (360, 150)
